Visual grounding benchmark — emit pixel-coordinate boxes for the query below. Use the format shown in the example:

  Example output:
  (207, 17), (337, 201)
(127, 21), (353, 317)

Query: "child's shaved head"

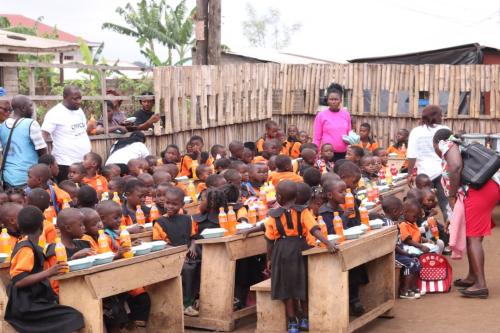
(276, 180), (297, 205)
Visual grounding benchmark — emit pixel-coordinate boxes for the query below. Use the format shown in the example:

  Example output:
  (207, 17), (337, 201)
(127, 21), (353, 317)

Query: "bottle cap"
(1, 228), (6, 233)
(55, 237), (61, 243)
(98, 230), (104, 234)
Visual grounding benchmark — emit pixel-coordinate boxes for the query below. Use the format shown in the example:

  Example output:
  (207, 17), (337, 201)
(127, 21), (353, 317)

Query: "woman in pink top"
(313, 87), (351, 161)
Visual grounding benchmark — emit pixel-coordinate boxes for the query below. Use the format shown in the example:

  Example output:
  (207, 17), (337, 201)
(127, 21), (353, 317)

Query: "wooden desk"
(0, 263), (15, 333)
(303, 226), (398, 333)
(53, 246), (187, 333)
(381, 181), (409, 201)
(185, 232), (266, 331)
(131, 230), (153, 242)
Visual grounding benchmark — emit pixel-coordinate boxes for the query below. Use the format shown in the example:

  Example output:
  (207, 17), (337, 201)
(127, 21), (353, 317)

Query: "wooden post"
(207, 0), (221, 65)
(99, 69), (108, 134)
(28, 67), (36, 120)
(195, 0), (208, 65)
(59, 52), (64, 84)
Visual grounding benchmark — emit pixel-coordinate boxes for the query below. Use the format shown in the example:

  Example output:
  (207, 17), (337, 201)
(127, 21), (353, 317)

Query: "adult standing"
(407, 105), (449, 220)
(105, 131), (149, 174)
(134, 91), (160, 130)
(433, 128), (500, 298)
(41, 85), (91, 183)
(0, 95), (47, 188)
(313, 86), (351, 161)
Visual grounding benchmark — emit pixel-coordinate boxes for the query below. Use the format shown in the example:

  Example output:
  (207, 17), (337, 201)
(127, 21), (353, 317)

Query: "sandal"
(453, 279), (474, 288)
(460, 288), (489, 299)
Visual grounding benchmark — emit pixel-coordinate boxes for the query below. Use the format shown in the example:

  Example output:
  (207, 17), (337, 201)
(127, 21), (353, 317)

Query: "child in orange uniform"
(265, 180), (335, 332)
(315, 143), (335, 173)
(81, 207), (103, 251)
(179, 136), (214, 179)
(357, 123), (378, 152)
(268, 155), (303, 187)
(27, 164), (71, 212)
(152, 186), (200, 316)
(82, 152), (108, 196)
(68, 162), (85, 186)
(195, 164), (213, 194)
(0, 203), (23, 250)
(121, 179), (149, 232)
(5, 206), (84, 333)
(26, 188), (57, 245)
(387, 129), (409, 172)
(256, 120), (279, 153)
(253, 139), (280, 164)
(285, 125), (301, 159)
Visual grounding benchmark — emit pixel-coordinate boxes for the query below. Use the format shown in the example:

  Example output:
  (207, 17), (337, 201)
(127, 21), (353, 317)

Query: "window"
(363, 89), (371, 113)
(418, 91), (430, 114)
(63, 55), (74, 60)
(397, 91), (410, 115)
(379, 89), (389, 113)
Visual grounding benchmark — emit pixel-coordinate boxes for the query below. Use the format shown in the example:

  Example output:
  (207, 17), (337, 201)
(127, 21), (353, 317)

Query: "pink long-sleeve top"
(313, 107), (351, 153)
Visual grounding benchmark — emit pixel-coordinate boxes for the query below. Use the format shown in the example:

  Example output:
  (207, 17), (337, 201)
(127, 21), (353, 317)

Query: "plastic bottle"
(428, 217), (440, 240)
(0, 228), (11, 255)
(367, 184), (375, 202)
(266, 183), (276, 202)
(149, 203), (160, 222)
(191, 160), (199, 180)
(55, 237), (69, 272)
(333, 212), (345, 242)
(378, 168), (386, 181)
(345, 188), (355, 218)
(97, 230), (111, 254)
(372, 182), (380, 201)
(358, 177), (365, 189)
(248, 206), (257, 225)
(62, 198), (71, 210)
(218, 207), (229, 236)
(135, 205), (146, 225)
(119, 226), (134, 258)
(96, 178), (104, 194)
(112, 192), (121, 205)
(400, 143), (407, 154)
(385, 168), (393, 185)
(101, 192), (109, 202)
(259, 192), (267, 206)
(390, 163), (398, 177)
(359, 204), (370, 229)
(257, 201), (268, 221)
(318, 216), (328, 238)
(44, 206), (57, 224)
(187, 181), (198, 204)
(227, 206), (237, 235)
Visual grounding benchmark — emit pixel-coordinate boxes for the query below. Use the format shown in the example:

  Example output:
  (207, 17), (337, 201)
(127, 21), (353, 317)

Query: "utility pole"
(194, 0), (221, 65)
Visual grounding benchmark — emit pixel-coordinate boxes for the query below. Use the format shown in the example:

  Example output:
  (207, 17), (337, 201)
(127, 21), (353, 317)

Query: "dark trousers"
(333, 152), (346, 162)
(432, 176), (449, 221)
(56, 165), (70, 184)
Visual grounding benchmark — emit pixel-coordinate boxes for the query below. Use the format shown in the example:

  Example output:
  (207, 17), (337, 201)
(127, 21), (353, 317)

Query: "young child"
(303, 167), (321, 187)
(214, 158), (231, 174)
(284, 125), (301, 159)
(228, 141), (245, 161)
(180, 136), (213, 179)
(82, 152), (109, 196)
(153, 186), (200, 316)
(241, 147), (255, 164)
(27, 188), (57, 245)
(223, 169), (242, 189)
(205, 174), (227, 189)
(59, 180), (79, 205)
(415, 174), (432, 190)
(256, 120), (279, 153)
(38, 154), (59, 182)
(68, 162), (85, 186)
(81, 207), (103, 251)
(76, 185), (99, 209)
(346, 146), (365, 166)
(0, 202), (23, 250)
(160, 144), (181, 166)
(7, 188), (25, 205)
(4, 206), (84, 333)
(268, 155), (303, 187)
(379, 196), (422, 299)
(154, 183), (172, 216)
(387, 129), (409, 172)
(299, 148), (317, 172)
(372, 155), (383, 175)
(137, 173), (155, 206)
(211, 144), (227, 160)
(358, 123), (378, 152)
(373, 147), (389, 168)
(122, 179), (149, 230)
(337, 161), (362, 192)
(420, 188), (448, 251)
(242, 163), (267, 198)
(109, 176), (126, 199)
(152, 171), (172, 187)
(359, 155), (378, 184)
(265, 180), (335, 332)
(102, 164), (121, 181)
(268, 155), (277, 172)
(127, 159), (144, 177)
(56, 208), (96, 259)
(195, 164), (213, 194)
(315, 143), (335, 173)
(297, 131), (309, 144)
(27, 164), (71, 211)
(253, 139), (279, 164)
(229, 161), (249, 183)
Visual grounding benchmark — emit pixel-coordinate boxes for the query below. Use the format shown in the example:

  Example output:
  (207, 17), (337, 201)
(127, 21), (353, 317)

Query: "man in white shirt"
(41, 85), (91, 182)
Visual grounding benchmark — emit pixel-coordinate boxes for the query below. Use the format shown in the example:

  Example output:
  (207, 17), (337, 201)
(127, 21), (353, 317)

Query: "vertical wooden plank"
(180, 67), (188, 131)
(454, 65), (461, 118)
(163, 68), (173, 133)
(226, 65), (234, 124)
(266, 64), (273, 118)
(448, 65), (455, 118)
(200, 66), (208, 129)
(190, 66), (197, 129)
(475, 65), (482, 117)
(413, 65), (420, 118)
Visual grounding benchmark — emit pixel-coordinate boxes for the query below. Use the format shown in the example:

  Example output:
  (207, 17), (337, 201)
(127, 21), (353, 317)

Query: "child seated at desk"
(109, 176), (126, 199)
(76, 185), (99, 209)
(81, 207), (103, 251)
(265, 180), (334, 332)
(241, 163), (267, 198)
(102, 164), (121, 182)
(121, 179), (149, 232)
(55, 208), (96, 259)
(82, 152), (109, 196)
(211, 144), (228, 160)
(387, 128), (409, 172)
(26, 189), (57, 245)
(298, 148), (317, 176)
(154, 183), (172, 216)
(195, 164), (213, 194)
(268, 155), (303, 187)
(152, 186), (200, 317)
(4, 206), (85, 333)
(253, 139), (280, 164)
(228, 140), (245, 161)
(138, 173), (155, 206)
(27, 163), (71, 211)
(180, 135), (213, 179)
(303, 167), (321, 187)
(359, 155), (378, 184)
(152, 170), (172, 187)
(0, 202), (23, 250)
(373, 147), (389, 169)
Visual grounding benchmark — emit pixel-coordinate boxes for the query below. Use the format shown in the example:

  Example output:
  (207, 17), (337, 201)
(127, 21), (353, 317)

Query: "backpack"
(460, 142), (500, 189)
(417, 253), (452, 294)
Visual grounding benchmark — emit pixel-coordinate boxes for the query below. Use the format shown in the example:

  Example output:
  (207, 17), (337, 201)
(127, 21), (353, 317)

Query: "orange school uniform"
(153, 215), (197, 243)
(356, 141), (379, 152)
(81, 234), (99, 252)
(264, 207), (319, 240)
(43, 220), (57, 244)
(179, 155), (214, 179)
(268, 171), (303, 187)
(399, 221), (421, 243)
(285, 141), (301, 159)
(196, 181), (207, 194)
(252, 156), (268, 164)
(387, 145), (408, 170)
(47, 184), (71, 211)
(82, 174), (109, 194)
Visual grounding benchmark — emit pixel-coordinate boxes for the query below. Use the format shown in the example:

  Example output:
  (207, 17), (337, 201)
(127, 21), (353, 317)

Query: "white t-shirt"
(105, 142), (150, 165)
(407, 124), (449, 180)
(41, 103), (91, 165)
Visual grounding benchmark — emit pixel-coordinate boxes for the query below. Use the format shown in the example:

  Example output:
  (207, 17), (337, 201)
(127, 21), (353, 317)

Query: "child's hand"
(343, 208), (356, 219)
(429, 208), (438, 217)
(70, 248), (96, 260)
(47, 262), (68, 277)
(116, 246), (131, 259)
(420, 245), (430, 253)
(266, 260), (272, 272)
(127, 225), (144, 234)
(326, 242), (338, 254)
(132, 240), (142, 246)
(237, 229), (251, 239)
(187, 246), (198, 259)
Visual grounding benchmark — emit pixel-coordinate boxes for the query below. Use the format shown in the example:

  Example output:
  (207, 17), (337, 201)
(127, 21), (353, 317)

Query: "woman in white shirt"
(105, 131), (149, 174)
(407, 105), (450, 220)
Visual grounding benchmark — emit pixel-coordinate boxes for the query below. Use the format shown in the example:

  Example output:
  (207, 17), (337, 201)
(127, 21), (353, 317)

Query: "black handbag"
(460, 142), (500, 189)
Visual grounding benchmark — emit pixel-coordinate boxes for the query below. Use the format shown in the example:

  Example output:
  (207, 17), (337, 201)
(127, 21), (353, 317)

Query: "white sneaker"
(184, 305), (199, 317)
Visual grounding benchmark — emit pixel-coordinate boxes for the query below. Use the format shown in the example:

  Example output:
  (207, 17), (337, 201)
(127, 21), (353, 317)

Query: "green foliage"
(242, 3), (302, 50)
(103, 0), (194, 66)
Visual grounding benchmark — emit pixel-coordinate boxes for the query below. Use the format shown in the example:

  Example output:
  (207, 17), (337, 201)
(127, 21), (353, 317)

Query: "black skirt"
(271, 236), (309, 301)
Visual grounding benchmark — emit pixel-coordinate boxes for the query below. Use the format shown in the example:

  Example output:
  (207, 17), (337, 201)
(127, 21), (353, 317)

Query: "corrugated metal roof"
(0, 29), (79, 54)
(224, 48), (340, 64)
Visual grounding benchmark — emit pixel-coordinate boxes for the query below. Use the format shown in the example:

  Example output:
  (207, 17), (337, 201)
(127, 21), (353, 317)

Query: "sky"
(1, 0), (499, 63)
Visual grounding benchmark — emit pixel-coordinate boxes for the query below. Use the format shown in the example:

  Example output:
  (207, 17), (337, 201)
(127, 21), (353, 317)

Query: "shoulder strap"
(1, 118), (22, 184)
(48, 184), (60, 213)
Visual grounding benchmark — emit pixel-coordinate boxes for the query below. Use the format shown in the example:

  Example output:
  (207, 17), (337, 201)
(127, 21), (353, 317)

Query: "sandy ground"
(186, 206), (500, 333)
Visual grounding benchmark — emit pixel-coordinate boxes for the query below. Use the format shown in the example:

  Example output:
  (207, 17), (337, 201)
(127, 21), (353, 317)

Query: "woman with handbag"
(433, 128), (500, 299)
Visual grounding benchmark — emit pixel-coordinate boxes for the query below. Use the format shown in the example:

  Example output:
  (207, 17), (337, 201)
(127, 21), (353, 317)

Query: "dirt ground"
(187, 206), (500, 333)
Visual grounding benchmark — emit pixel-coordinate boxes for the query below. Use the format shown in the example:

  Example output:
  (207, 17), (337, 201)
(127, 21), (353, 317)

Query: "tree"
(242, 3), (301, 50)
(103, 0), (194, 66)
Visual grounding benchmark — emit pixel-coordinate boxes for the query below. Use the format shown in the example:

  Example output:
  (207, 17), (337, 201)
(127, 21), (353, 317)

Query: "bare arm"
(443, 144), (463, 199)
(41, 130), (52, 153)
(136, 114), (160, 131)
(406, 158), (416, 186)
(36, 148), (47, 157)
(15, 263), (66, 288)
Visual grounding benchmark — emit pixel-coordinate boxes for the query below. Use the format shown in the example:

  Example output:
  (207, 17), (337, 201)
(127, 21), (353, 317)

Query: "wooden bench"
(250, 279), (286, 333)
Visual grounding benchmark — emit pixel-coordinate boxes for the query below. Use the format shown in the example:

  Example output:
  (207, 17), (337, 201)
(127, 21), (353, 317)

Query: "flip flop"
(460, 288), (489, 299)
(453, 279), (474, 288)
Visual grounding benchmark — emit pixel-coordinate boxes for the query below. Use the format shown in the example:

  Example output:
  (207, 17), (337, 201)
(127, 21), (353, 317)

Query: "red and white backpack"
(418, 253), (453, 293)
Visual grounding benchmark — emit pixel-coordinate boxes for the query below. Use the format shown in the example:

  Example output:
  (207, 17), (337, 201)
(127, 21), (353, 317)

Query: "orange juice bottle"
(318, 216), (328, 238)
(96, 178), (104, 194)
(112, 192), (121, 205)
(345, 189), (355, 218)
(44, 206), (57, 224)
(119, 226), (134, 258)
(400, 143), (407, 154)
(218, 207), (229, 235)
(367, 184), (375, 202)
(187, 181), (198, 204)
(248, 206), (257, 225)
(191, 160), (199, 180)
(259, 192), (267, 206)
(358, 177), (365, 189)
(333, 212), (345, 242)
(135, 205), (146, 225)
(227, 206), (237, 235)
(359, 204), (370, 230)
(149, 203), (160, 222)
(0, 228), (11, 255)
(372, 182), (380, 201)
(98, 230), (111, 253)
(62, 198), (71, 210)
(55, 237), (69, 272)
(428, 217), (440, 239)
(385, 168), (393, 185)
(258, 201), (268, 221)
